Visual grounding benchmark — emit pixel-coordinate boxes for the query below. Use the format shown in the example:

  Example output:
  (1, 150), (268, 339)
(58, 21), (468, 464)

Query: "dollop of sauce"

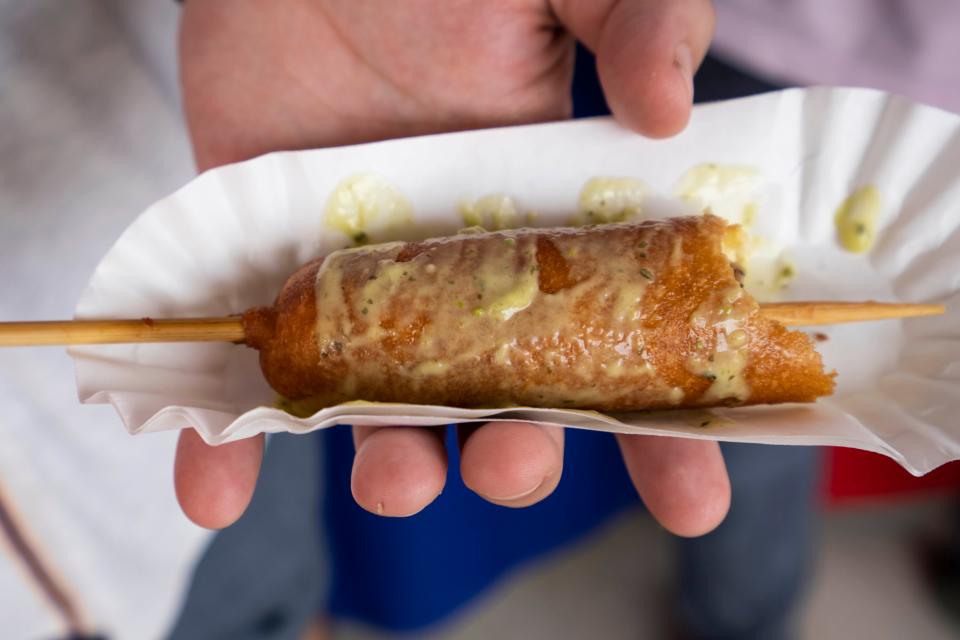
(772, 259), (796, 290)
(324, 174), (413, 246)
(834, 185), (881, 253)
(572, 177), (647, 225)
(459, 194), (533, 230)
(676, 163), (760, 226)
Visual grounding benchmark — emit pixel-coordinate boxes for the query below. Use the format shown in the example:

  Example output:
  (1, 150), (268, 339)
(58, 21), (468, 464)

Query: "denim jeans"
(167, 432), (326, 640)
(676, 443), (820, 640)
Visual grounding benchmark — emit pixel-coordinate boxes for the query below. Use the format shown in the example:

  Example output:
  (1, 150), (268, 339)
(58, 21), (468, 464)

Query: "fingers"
(351, 422), (564, 516)
(459, 422), (564, 508)
(351, 424), (726, 530)
(616, 434), (730, 537)
(174, 430), (264, 529)
(351, 426), (448, 517)
(553, 0), (716, 137)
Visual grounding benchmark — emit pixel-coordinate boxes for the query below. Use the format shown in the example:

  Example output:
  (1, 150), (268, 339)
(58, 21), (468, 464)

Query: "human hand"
(175, 0), (729, 536)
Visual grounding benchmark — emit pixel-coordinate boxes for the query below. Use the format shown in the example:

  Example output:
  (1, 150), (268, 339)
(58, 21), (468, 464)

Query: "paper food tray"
(70, 87), (960, 475)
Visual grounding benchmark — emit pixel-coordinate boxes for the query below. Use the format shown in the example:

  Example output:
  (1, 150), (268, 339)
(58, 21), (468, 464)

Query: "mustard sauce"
(835, 186), (882, 253)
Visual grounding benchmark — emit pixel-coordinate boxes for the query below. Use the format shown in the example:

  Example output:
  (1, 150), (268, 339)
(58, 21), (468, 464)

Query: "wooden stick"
(0, 302), (945, 347)
(759, 301), (945, 327)
(0, 317), (245, 347)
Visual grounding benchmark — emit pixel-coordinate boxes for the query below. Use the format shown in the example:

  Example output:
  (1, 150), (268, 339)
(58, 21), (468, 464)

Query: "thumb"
(553, 0), (715, 137)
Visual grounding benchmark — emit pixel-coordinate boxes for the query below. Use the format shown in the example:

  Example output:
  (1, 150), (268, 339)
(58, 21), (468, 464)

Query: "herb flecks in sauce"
(687, 285), (754, 403)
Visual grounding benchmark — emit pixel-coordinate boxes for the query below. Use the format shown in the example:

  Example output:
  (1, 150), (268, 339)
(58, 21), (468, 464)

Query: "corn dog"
(243, 215), (835, 413)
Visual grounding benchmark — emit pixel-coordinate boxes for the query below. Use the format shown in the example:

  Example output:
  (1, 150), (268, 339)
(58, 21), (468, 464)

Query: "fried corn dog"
(243, 215), (835, 413)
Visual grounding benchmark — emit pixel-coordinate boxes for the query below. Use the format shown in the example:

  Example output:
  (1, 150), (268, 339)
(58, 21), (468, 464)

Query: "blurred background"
(320, 454), (960, 640)
(2, 1), (959, 639)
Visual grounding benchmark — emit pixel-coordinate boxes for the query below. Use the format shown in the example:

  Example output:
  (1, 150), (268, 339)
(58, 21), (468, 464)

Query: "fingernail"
(483, 477), (544, 502)
(674, 42), (694, 101)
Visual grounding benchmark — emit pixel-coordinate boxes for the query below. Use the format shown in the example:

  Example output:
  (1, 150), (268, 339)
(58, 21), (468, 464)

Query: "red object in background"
(825, 447), (960, 505)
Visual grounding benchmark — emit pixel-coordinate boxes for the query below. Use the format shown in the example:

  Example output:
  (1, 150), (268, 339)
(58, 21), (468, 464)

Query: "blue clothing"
(322, 426), (637, 630)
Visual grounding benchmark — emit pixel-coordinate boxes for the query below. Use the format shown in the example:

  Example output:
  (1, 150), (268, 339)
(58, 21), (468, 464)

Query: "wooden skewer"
(0, 317), (246, 347)
(0, 302), (945, 347)
(759, 301), (945, 327)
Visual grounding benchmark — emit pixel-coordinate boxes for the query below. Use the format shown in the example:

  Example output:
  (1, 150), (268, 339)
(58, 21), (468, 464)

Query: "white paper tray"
(71, 87), (960, 475)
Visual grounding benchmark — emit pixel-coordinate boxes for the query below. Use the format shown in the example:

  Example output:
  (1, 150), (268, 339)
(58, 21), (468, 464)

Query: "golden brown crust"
(244, 216), (835, 410)
(243, 257), (330, 401)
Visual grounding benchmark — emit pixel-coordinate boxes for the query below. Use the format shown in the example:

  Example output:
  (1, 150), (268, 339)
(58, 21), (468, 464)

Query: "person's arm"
(175, 0), (729, 536)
